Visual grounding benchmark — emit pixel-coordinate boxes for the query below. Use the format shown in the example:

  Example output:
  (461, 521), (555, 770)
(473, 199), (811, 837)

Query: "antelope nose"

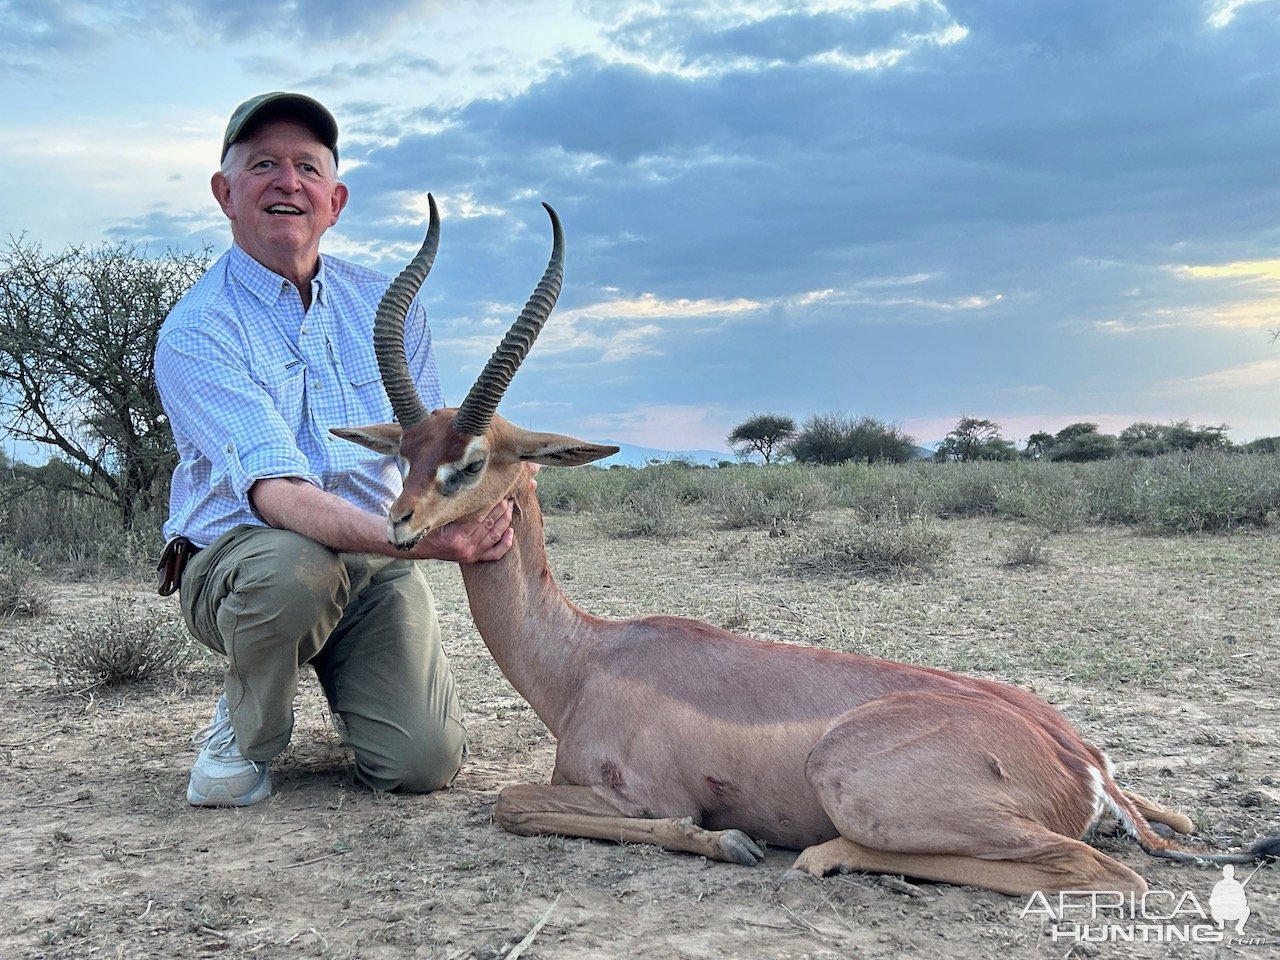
(388, 515), (412, 543)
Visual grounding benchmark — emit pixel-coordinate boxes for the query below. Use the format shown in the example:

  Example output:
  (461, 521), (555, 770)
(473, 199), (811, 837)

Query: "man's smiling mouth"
(265, 204), (304, 215)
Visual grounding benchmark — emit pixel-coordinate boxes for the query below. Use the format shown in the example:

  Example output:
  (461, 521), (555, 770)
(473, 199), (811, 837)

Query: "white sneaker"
(187, 695), (272, 807)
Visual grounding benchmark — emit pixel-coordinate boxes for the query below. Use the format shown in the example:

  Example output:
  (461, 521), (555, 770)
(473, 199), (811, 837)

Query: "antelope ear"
(506, 428), (619, 467)
(330, 423), (404, 455)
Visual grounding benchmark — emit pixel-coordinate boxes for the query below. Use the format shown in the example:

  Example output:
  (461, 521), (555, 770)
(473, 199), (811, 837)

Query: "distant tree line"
(728, 412), (1277, 466)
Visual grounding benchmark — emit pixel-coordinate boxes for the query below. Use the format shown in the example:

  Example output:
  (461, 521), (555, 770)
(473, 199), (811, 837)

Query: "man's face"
(211, 119), (348, 278)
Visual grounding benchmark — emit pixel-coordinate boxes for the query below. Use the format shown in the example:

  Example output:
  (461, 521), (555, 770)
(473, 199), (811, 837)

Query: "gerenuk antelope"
(334, 196), (1279, 897)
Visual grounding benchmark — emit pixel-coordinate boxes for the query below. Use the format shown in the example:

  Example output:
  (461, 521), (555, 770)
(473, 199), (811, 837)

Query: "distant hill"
(597, 441), (733, 468)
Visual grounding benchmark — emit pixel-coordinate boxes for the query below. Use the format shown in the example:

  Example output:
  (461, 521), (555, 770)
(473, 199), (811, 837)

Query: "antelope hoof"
(718, 829), (765, 866)
(791, 845), (849, 877)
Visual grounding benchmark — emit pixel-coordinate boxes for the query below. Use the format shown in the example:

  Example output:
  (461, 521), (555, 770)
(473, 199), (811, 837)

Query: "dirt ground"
(2, 511), (1277, 959)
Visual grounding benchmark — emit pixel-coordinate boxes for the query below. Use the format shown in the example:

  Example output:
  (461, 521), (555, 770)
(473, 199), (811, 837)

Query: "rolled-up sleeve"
(156, 322), (321, 512)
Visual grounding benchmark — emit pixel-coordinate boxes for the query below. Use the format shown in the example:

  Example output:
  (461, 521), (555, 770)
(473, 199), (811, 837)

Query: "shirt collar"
(227, 244), (328, 308)
(312, 257), (330, 307)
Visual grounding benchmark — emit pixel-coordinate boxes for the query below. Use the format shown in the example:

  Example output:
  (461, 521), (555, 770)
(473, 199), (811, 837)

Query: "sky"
(2, 0), (1279, 455)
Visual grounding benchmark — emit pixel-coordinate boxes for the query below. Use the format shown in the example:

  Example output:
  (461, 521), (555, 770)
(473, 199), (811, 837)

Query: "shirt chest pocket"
(256, 363), (308, 430)
(338, 350), (393, 422)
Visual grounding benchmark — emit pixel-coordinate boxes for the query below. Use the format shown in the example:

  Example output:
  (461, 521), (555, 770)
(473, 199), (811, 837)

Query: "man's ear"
(506, 428), (619, 467)
(328, 181), (349, 227)
(211, 171), (235, 220)
(330, 423), (403, 455)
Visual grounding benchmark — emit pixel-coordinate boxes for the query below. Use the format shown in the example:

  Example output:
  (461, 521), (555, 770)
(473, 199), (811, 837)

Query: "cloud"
(331, 0), (1279, 327)
(599, 1), (964, 74)
(1171, 258), (1280, 329)
(7, 0), (1280, 449)
(1178, 259), (1280, 282)
(1167, 357), (1280, 392)
(560, 292), (760, 322)
(0, 0), (105, 72)
(1207, 0), (1275, 28)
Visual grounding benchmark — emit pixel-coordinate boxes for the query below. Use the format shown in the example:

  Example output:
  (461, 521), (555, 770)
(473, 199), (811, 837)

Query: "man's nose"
(272, 164), (302, 190)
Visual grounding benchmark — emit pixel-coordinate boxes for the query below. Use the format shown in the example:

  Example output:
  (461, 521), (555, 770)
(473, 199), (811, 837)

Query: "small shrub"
(792, 513), (953, 576)
(828, 462), (934, 519)
(535, 467), (612, 513)
(599, 481), (687, 539)
(994, 469), (1087, 533)
(1001, 533), (1051, 568)
(1088, 451), (1280, 532)
(0, 481), (166, 578)
(18, 595), (194, 691)
(931, 464), (1001, 517)
(0, 544), (49, 618)
(641, 461), (717, 504)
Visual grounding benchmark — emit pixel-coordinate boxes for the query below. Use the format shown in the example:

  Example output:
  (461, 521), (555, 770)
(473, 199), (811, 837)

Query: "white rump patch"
(1087, 761), (1141, 841)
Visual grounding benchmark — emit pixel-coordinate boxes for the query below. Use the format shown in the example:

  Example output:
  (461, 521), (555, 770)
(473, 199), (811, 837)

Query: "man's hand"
(412, 496), (515, 563)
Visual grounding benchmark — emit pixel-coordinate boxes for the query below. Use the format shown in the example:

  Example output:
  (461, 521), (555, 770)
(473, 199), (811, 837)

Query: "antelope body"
(335, 197), (1279, 896)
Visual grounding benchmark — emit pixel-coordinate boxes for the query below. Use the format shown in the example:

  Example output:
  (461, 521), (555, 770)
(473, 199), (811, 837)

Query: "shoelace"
(191, 710), (262, 770)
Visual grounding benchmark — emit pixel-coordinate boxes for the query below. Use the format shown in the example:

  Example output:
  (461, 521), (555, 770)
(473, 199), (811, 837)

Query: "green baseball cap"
(221, 92), (339, 164)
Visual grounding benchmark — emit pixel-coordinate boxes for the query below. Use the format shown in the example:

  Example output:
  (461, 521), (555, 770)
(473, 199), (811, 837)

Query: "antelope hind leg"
(494, 782), (764, 865)
(1123, 789), (1195, 835)
(793, 836), (1147, 897)
(803, 697), (1150, 896)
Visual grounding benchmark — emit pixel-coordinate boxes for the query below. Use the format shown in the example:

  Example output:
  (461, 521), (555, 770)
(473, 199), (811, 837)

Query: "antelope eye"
(462, 459), (486, 475)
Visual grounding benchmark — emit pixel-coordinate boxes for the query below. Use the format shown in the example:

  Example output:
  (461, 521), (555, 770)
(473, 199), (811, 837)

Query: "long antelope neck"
(458, 472), (603, 738)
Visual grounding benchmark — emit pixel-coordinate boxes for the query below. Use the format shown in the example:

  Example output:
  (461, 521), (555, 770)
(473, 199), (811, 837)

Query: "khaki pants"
(179, 524), (465, 792)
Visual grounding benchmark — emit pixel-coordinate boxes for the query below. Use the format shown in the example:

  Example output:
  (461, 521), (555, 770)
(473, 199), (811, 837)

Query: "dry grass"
(2, 508), (1278, 960)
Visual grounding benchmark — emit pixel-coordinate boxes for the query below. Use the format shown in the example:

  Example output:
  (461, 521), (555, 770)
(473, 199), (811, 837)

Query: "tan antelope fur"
(333, 196), (1279, 896)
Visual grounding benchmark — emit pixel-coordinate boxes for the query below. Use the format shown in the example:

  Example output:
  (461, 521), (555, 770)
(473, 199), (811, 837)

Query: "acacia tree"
(1024, 431), (1056, 460)
(0, 238), (209, 527)
(1049, 422), (1118, 462)
(727, 413), (796, 463)
(933, 416), (1016, 462)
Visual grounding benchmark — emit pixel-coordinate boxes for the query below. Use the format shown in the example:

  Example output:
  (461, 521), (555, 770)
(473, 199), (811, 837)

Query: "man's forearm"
(250, 477), (403, 556)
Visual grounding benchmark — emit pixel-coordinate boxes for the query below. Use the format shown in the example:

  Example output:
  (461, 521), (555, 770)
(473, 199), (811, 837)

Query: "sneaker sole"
(187, 775), (272, 807)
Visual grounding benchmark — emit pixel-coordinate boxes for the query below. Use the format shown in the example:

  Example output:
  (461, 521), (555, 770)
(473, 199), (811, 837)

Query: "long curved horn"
(453, 202), (563, 437)
(373, 193), (441, 427)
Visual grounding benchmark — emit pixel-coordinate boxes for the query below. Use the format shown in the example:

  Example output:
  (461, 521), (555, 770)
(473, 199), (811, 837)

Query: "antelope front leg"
(494, 783), (764, 865)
